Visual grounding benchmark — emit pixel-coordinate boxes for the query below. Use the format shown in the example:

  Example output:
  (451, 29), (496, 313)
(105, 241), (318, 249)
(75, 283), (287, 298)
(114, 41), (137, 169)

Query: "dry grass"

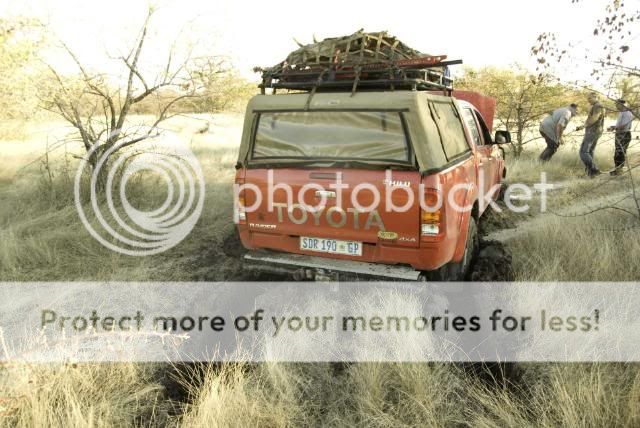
(177, 362), (640, 427)
(2, 360), (639, 427)
(468, 364), (640, 427)
(178, 362), (468, 427)
(504, 127), (640, 185)
(509, 211), (640, 281)
(0, 363), (167, 427)
(493, 129), (640, 281)
(0, 114), (243, 281)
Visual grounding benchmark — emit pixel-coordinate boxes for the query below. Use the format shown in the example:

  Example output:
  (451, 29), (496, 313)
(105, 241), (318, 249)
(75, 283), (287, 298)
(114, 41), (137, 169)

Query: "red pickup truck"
(233, 87), (509, 281)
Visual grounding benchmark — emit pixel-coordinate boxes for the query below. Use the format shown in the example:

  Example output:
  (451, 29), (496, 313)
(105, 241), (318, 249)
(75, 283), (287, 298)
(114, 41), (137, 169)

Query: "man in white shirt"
(608, 99), (634, 176)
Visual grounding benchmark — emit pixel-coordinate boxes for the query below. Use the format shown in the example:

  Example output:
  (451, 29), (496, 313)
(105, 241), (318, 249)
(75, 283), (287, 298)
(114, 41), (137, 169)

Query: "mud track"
(484, 187), (634, 243)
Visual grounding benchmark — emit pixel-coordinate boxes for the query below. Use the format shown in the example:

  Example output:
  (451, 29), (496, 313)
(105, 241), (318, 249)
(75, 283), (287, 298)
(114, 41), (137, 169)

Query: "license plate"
(300, 237), (362, 256)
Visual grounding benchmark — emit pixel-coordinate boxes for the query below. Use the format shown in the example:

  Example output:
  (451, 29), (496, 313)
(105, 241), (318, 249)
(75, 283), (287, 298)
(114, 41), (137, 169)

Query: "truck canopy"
(237, 91), (481, 174)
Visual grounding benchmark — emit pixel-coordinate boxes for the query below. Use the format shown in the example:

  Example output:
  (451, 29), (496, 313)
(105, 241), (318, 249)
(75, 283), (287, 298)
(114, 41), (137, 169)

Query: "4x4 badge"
(377, 231), (398, 240)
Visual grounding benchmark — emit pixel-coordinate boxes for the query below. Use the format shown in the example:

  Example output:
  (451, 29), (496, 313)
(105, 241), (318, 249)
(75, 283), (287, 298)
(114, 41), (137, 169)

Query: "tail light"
(421, 189), (444, 241)
(236, 195), (247, 224)
(234, 180), (246, 225)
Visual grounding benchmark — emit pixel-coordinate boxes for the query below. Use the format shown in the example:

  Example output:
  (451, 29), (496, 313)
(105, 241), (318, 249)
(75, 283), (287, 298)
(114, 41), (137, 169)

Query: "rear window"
(251, 111), (411, 163)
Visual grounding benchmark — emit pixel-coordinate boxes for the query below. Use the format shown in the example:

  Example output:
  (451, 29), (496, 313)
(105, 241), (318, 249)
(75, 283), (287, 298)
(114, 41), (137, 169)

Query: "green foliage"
(615, 75), (640, 115)
(458, 66), (580, 156)
(195, 72), (257, 113)
(186, 57), (257, 113)
(130, 72), (257, 115)
(0, 18), (45, 121)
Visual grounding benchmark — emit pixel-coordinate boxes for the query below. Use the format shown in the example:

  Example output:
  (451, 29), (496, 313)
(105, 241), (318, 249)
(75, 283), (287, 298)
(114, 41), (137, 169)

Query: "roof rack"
(255, 31), (462, 98)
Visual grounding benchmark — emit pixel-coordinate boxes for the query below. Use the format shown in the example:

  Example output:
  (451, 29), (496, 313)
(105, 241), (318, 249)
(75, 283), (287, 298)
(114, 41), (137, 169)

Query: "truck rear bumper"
(239, 229), (457, 271)
(244, 249), (423, 281)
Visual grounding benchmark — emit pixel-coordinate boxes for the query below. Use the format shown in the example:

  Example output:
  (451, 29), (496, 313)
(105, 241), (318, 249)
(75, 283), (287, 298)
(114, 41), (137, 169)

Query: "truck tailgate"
(243, 168), (421, 249)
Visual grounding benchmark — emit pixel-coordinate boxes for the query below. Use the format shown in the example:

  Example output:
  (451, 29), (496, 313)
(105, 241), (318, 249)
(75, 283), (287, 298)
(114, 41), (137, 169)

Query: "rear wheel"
(425, 216), (479, 281)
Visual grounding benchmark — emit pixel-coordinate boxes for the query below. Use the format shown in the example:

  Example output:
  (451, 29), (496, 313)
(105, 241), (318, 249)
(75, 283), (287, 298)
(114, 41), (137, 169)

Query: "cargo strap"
(350, 66), (362, 97)
(305, 69), (329, 110)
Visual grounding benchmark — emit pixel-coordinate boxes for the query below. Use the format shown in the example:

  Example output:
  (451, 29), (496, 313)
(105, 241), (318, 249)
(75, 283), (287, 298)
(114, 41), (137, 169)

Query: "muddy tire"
(496, 182), (508, 202)
(425, 216), (479, 281)
(469, 239), (514, 281)
(221, 229), (247, 258)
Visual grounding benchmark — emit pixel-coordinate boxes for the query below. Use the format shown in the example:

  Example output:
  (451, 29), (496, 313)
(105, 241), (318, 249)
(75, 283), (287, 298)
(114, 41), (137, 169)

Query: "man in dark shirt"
(577, 93), (605, 177)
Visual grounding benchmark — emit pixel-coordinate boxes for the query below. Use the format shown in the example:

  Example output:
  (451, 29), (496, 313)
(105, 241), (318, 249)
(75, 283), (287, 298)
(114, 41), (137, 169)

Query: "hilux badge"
(383, 179), (411, 188)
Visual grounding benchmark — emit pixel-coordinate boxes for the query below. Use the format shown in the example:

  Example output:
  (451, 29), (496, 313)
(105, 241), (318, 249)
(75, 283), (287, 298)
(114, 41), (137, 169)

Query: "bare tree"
(532, 0), (640, 119)
(41, 7), (199, 187)
(532, 0), (640, 219)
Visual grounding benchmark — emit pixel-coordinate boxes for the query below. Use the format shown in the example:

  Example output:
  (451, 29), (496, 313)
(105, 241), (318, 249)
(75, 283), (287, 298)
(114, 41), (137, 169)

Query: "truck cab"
(234, 89), (508, 281)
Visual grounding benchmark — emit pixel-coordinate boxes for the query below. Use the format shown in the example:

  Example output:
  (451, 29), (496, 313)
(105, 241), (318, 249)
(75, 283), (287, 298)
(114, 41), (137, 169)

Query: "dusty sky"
(2, 0), (617, 82)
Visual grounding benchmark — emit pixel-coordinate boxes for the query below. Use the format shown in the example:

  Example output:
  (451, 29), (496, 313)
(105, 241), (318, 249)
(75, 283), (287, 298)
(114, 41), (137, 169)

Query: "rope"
(552, 161), (640, 210)
(595, 223), (640, 232)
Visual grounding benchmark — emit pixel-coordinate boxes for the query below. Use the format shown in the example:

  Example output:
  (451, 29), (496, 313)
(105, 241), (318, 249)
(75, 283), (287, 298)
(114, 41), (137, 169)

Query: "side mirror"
(494, 130), (511, 145)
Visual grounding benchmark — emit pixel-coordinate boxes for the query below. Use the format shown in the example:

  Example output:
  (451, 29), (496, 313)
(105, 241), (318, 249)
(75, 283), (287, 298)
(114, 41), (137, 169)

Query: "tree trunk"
(516, 125), (524, 158)
(87, 149), (108, 193)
